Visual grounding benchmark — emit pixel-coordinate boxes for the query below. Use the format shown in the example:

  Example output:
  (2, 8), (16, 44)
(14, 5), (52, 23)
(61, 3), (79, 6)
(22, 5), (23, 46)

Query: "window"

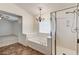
(39, 19), (50, 33)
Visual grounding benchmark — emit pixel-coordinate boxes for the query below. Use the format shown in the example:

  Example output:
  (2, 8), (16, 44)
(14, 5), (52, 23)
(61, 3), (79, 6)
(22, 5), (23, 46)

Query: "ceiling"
(15, 3), (76, 16)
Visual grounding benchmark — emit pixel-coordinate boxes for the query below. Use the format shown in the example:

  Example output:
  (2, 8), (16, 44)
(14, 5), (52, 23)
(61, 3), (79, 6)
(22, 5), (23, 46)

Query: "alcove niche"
(0, 10), (26, 47)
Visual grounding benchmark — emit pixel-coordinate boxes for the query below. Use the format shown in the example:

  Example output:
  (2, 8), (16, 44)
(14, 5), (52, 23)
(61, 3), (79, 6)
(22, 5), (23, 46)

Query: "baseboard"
(0, 41), (17, 48)
(18, 40), (27, 47)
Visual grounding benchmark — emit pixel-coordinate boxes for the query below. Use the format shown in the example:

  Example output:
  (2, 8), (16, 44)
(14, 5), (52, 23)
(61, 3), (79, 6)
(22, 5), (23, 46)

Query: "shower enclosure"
(51, 4), (79, 55)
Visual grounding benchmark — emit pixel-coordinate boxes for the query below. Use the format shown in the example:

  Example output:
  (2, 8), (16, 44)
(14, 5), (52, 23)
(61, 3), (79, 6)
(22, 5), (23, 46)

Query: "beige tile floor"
(0, 43), (44, 55)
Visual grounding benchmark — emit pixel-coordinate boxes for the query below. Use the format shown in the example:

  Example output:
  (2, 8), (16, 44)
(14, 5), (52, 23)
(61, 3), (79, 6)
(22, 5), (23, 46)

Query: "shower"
(65, 5), (79, 55)
(50, 3), (79, 55)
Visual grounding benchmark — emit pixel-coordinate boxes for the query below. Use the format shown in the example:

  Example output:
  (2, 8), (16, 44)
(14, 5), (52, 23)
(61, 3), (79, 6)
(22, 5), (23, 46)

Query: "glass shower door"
(51, 7), (77, 55)
(50, 13), (56, 55)
(77, 5), (79, 55)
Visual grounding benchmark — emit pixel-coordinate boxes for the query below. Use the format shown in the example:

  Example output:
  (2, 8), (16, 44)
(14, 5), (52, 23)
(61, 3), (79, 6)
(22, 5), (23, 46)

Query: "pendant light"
(36, 8), (45, 22)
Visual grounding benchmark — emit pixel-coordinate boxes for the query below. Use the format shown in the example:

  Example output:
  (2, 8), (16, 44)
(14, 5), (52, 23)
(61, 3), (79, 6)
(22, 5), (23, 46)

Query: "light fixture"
(0, 14), (9, 20)
(36, 8), (45, 22)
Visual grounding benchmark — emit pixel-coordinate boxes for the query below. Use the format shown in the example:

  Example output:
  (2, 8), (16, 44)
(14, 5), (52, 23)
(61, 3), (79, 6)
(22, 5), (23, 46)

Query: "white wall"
(12, 21), (18, 36)
(0, 20), (13, 36)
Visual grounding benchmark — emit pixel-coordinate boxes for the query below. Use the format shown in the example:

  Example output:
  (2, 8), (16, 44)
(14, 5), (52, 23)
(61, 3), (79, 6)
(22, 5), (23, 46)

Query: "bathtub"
(27, 33), (52, 55)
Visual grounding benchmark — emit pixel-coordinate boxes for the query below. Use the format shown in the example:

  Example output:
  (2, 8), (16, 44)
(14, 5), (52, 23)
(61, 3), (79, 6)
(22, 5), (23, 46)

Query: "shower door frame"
(50, 4), (79, 55)
(50, 12), (57, 55)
